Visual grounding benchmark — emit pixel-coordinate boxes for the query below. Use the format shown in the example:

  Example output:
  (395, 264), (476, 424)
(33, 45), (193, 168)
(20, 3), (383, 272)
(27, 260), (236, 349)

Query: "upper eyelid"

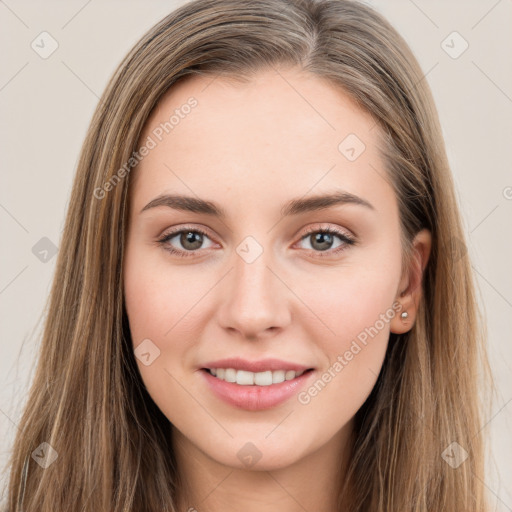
(159, 224), (217, 242)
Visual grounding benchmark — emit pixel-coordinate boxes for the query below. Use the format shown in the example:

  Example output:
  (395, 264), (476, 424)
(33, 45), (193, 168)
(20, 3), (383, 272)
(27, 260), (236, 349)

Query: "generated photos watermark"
(297, 300), (403, 405)
(93, 96), (198, 200)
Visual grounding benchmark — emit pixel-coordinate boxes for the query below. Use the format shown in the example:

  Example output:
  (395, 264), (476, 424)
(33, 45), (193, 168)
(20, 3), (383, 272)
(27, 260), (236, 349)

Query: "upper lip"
(201, 357), (313, 373)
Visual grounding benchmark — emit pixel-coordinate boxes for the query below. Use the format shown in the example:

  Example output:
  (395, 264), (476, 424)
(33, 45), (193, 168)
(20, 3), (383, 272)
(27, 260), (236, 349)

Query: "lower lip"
(200, 369), (315, 411)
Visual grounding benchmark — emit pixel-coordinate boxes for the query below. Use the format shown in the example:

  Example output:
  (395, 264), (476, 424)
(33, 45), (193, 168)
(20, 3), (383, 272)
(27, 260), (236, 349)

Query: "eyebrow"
(139, 190), (375, 218)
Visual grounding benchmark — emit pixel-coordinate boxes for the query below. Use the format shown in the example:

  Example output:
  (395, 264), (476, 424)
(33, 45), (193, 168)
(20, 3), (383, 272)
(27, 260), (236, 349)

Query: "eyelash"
(156, 224), (356, 259)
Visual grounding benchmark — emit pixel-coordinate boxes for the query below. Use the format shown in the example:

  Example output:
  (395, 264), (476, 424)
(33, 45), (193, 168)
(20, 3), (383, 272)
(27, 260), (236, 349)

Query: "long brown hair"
(4, 0), (495, 510)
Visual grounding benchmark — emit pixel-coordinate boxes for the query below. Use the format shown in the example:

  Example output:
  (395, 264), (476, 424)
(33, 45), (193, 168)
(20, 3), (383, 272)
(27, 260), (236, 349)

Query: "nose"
(216, 243), (292, 340)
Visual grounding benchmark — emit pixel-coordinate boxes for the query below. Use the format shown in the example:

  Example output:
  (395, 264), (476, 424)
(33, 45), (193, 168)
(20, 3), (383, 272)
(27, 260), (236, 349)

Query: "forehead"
(130, 67), (394, 218)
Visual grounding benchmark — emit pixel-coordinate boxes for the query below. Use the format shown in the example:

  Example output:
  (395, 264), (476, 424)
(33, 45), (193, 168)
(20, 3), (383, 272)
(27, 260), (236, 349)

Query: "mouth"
(200, 366), (316, 411)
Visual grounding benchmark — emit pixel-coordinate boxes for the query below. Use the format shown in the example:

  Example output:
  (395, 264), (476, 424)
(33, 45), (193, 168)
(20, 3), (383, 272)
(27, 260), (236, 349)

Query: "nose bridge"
(217, 234), (291, 337)
(235, 242), (273, 303)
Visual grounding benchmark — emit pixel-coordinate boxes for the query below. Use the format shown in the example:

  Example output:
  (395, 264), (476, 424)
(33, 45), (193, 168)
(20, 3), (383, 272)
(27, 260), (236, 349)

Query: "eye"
(157, 224), (356, 259)
(295, 225), (356, 257)
(157, 225), (216, 258)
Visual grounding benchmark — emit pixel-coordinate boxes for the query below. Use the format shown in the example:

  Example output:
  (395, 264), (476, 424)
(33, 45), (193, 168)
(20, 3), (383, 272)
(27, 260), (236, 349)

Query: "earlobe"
(390, 301), (416, 334)
(390, 229), (432, 334)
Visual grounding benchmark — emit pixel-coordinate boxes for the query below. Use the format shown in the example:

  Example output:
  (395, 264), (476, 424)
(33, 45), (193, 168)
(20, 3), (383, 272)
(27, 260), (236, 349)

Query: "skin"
(123, 66), (431, 511)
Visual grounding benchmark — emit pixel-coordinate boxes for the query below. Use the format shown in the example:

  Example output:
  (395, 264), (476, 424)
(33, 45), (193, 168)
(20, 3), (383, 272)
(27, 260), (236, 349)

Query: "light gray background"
(1, 0), (511, 508)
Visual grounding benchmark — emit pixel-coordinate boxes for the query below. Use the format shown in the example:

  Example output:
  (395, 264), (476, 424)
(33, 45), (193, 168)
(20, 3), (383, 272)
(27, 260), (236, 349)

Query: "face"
(123, 67), (407, 471)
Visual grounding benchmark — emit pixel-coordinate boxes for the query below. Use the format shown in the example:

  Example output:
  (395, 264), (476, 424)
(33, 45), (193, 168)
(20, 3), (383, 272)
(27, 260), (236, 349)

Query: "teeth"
(208, 368), (306, 386)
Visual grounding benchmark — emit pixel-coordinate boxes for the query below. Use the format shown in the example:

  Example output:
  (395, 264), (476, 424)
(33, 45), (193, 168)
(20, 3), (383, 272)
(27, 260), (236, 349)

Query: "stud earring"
(401, 311), (409, 320)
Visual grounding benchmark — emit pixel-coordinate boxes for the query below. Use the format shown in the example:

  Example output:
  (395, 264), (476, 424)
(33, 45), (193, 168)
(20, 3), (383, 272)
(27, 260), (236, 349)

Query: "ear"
(390, 229), (432, 334)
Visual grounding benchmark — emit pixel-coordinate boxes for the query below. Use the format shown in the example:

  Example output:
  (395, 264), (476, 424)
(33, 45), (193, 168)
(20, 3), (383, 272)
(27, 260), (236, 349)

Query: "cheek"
(123, 249), (200, 420)
(123, 242), (196, 344)
(294, 246), (401, 414)
(123, 242), (215, 395)
(299, 245), (402, 346)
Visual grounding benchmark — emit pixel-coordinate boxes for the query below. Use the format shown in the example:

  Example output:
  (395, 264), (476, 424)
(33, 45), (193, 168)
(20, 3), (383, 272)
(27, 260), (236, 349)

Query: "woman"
(4, 0), (494, 510)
